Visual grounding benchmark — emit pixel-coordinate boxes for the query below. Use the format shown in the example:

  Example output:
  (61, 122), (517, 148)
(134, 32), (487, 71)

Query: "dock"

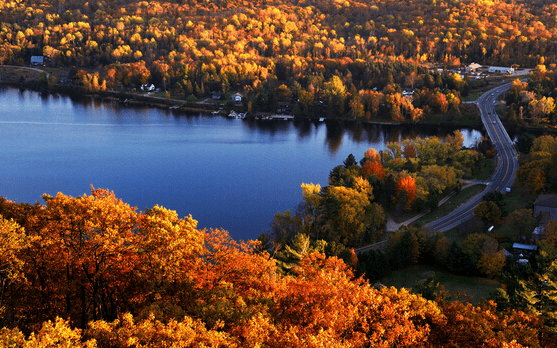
(256, 114), (294, 120)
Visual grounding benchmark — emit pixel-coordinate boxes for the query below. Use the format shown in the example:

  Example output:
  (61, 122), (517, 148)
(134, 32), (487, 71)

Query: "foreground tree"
(21, 188), (140, 329)
(0, 215), (32, 326)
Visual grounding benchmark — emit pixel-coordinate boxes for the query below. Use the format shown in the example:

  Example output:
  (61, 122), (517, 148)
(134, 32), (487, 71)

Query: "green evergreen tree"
(445, 242), (477, 275)
(275, 233), (326, 274)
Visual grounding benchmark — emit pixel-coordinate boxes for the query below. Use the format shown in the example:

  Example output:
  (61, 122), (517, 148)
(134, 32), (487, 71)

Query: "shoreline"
(2, 80), (486, 130)
(0, 66), (550, 133)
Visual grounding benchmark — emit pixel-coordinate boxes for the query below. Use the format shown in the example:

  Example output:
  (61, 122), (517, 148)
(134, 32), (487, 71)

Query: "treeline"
(0, 188), (555, 347)
(1, 0), (557, 120)
(3, 0), (557, 69)
(502, 69), (557, 128)
(515, 134), (557, 196)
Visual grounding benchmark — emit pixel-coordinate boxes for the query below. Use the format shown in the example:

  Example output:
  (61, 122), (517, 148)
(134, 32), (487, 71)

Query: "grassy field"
(421, 103), (482, 127)
(442, 226), (461, 242)
(461, 90), (485, 102)
(500, 189), (534, 215)
(380, 264), (501, 304)
(473, 157), (496, 181)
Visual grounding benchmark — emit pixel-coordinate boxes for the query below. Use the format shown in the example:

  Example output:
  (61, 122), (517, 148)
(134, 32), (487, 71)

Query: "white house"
(466, 63), (482, 72)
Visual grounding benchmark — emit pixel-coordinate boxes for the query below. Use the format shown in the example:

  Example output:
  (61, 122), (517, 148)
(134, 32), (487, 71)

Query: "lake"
(0, 87), (484, 241)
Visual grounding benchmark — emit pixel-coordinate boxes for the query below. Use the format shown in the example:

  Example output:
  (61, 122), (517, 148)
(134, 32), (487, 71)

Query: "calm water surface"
(0, 87), (484, 241)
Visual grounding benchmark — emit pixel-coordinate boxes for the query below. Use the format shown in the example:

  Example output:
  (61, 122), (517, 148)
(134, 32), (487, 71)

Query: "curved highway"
(425, 82), (520, 232)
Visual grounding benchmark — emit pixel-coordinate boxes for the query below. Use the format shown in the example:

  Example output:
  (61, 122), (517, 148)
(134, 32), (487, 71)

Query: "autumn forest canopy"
(3, 0), (557, 124)
(0, 185), (557, 348)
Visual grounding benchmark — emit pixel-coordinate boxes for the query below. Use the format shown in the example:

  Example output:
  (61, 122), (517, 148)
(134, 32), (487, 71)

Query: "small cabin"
(512, 243), (538, 260)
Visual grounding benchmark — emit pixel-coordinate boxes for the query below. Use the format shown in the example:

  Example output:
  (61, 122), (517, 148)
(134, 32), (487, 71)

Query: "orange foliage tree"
(396, 175), (417, 211)
(361, 148), (386, 180)
(20, 188), (140, 329)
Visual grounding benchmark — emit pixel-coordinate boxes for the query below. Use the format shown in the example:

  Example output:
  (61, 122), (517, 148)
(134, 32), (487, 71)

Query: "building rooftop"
(512, 243), (538, 251)
(534, 194), (557, 208)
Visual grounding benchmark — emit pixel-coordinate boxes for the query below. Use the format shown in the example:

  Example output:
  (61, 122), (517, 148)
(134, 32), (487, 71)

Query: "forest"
(1, 0), (557, 126)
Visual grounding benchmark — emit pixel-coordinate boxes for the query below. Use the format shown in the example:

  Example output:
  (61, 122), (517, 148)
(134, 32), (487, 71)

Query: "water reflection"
(324, 120), (345, 155)
(350, 122), (364, 144)
(293, 119), (313, 139)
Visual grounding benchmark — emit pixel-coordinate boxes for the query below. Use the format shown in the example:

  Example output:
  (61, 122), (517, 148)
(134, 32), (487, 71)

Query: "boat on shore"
(169, 102), (184, 109)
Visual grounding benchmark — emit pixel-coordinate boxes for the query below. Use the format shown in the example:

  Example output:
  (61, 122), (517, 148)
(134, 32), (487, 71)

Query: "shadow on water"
(293, 118), (313, 140)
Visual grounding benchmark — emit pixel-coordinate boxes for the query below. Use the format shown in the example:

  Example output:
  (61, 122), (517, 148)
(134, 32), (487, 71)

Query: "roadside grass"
(421, 104), (482, 127)
(461, 90), (484, 102)
(442, 226), (460, 242)
(151, 91), (169, 98)
(410, 185), (487, 227)
(491, 224), (519, 248)
(392, 210), (420, 224)
(495, 104), (505, 115)
(460, 79), (508, 102)
(500, 189), (534, 216)
(379, 264), (501, 304)
(472, 157), (496, 181)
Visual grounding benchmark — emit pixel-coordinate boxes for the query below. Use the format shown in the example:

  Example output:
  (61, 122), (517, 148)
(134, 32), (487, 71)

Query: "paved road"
(425, 82), (520, 232)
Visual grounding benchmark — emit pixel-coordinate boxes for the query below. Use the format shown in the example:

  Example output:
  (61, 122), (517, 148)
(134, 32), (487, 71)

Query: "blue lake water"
(0, 87), (484, 241)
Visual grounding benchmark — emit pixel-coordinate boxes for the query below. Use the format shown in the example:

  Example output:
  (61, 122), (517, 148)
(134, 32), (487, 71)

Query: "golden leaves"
(0, 186), (546, 347)
(0, 215), (30, 283)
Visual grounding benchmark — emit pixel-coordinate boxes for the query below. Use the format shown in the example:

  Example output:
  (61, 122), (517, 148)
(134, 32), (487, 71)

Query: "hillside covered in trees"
(2, 0), (557, 124)
(1, 186), (556, 347)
